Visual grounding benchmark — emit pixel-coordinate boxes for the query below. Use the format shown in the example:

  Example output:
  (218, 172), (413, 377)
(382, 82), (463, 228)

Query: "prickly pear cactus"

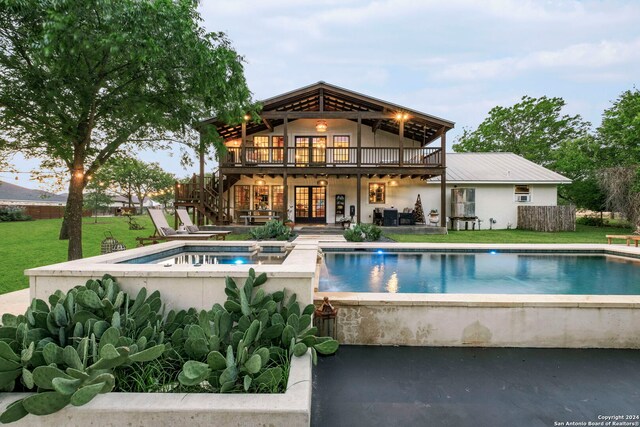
(176, 268), (339, 393)
(0, 275), (167, 424)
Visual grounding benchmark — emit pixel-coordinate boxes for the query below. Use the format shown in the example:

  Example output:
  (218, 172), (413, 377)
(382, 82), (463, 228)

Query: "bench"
(606, 234), (633, 246)
(240, 215), (279, 226)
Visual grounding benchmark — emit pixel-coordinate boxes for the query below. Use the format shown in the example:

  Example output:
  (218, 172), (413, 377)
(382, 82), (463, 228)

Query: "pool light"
(489, 250), (497, 255)
(234, 259), (244, 265)
(376, 250), (384, 255)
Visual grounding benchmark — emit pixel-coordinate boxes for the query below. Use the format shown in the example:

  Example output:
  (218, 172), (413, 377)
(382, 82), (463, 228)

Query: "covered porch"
(174, 81), (455, 228)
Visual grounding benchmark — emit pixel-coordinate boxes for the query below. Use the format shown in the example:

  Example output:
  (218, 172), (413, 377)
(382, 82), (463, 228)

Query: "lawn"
(0, 219), (633, 296)
(386, 224), (634, 243)
(0, 216), (250, 295)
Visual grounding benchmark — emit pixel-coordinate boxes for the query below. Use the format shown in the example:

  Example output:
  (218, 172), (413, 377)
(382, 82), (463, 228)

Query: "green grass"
(0, 219), (633, 296)
(0, 216), (250, 295)
(386, 224), (634, 243)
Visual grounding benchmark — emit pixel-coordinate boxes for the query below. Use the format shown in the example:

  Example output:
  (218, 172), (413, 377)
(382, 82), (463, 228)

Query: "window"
(253, 136), (269, 163)
(272, 136), (284, 163)
(234, 185), (250, 220)
(253, 185), (270, 211)
(514, 185), (531, 202)
(272, 185), (284, 213)
(333, 135), (350, 163)
(369, 183), (386, 204)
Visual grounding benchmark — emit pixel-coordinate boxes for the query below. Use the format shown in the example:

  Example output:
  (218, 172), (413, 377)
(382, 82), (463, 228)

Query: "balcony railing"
(220, 147), (442, 168)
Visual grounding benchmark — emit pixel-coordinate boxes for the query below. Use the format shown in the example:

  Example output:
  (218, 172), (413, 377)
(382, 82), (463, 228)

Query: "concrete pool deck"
(312, 345), (640, 427)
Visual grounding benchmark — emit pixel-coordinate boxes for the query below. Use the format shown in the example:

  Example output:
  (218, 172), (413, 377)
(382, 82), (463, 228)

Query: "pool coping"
(25, 240), (315, 279)
(315, 242), (640, 309)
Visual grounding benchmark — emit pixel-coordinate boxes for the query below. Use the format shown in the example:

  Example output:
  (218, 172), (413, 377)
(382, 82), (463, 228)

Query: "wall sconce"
(315, 120), (328, 132)
(389, 180), (398, 187)
(394, 112), (409, 121)
(255, 179), (266, 186)
(317, 179), (328, 186)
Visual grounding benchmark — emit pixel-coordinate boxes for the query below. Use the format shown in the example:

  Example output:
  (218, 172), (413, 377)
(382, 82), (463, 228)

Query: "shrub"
(250, 219), (292, 240)
(0, 206), (32, 222)
(0, 271), (338, 423)
(344, 223), (382, 242)
(576, 216), (605, 227)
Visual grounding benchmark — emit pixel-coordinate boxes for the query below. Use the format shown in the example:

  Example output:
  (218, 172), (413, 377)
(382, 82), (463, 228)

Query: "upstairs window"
(253, 136), (269, 162)
(514, 185), (531, 202)
(272, 136), (284, 163)
(333, 135), (350, 163)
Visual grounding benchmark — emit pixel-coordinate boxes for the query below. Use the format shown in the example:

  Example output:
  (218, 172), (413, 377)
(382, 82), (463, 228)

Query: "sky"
(3, 0), (640, 191)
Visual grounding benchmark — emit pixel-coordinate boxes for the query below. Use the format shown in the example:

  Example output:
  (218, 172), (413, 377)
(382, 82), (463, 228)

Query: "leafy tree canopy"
(0, 0), (254, 259)
(453, 95), (590, 167)
(93, 156), (175, 213)
(597, 88), (640, 166)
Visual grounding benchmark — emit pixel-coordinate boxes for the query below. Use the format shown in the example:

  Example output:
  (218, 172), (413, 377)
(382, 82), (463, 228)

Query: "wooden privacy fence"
(1, 204), (91, 220)
(517, 205), (576, 232)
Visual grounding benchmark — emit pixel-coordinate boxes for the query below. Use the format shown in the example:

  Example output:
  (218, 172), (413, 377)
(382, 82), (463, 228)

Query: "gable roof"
(429, 153), (571, 184)
(204, 81), (455, 145)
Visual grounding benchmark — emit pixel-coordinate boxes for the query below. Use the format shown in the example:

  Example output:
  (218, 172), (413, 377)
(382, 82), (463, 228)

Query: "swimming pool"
(119, 245), (287, 265)
(319, 251), (640, 295)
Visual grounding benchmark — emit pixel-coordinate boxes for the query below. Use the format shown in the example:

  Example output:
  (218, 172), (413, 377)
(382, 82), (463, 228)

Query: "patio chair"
(144, 208), (229, 242)
(176, 208), (230, 236)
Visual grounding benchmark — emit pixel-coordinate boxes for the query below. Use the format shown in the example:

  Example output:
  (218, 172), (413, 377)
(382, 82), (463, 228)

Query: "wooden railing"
(221, 147), (442, 168)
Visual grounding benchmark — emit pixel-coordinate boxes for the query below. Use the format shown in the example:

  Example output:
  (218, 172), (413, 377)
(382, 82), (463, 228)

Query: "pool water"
(121, 252), (285, 266)
(318, 252), (640, 295)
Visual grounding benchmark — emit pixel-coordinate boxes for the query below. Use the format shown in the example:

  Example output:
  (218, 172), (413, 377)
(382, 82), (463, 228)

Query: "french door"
(295, 186), (326, 223)
(295, 136), (326, 166)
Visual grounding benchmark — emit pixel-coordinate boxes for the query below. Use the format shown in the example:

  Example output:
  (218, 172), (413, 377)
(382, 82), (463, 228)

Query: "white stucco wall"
(225, 118), (561, 229)
(229, 175), (560, 229)
(423, 183), (559, 229)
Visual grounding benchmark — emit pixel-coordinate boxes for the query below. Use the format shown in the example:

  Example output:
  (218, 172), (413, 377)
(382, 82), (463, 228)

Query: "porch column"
(283, 115), (288, 166)
(241, 120), (247, 167)
(356, 174), (361, 224)
(399, 118), (404, 167)
(198, 130), (205, 226)
(357, 114), (362, 167)
(217, 170), (224, 224)
(226, 183), (231, 223)
(283, 172), (288, 222)
(440, 130), (447, 227)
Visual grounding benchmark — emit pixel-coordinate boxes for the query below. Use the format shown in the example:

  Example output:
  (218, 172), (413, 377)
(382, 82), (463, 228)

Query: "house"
(175, 82), (569, 229)
(425, 153), (571, 229)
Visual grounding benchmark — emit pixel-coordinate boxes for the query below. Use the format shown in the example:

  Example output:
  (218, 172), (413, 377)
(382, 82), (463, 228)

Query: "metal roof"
(430, 153), (571, 184)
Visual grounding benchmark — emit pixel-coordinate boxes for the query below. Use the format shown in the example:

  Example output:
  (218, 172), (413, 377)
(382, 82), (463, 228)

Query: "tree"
(553, 136), (606, 212)
(0, 0), (253, 260)
(83, 180), (112, 224)
(97, 157), (175, 214)
(598, 88), (640, 166)
(413, 194), (425, 224)
(596, 88), (640, 225)
(453, 96), (590, 167)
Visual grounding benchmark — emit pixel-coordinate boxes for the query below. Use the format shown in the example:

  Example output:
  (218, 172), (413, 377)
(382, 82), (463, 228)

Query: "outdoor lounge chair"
(175, 208), (231, 236)
(137, 209), (229, 246)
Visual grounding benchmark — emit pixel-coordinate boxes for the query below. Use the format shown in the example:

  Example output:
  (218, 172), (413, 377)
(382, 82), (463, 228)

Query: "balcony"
(220, 147), (443, 169)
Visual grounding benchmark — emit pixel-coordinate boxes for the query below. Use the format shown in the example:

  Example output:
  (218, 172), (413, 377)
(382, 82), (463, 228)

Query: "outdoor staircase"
(174, 172), (240, 225)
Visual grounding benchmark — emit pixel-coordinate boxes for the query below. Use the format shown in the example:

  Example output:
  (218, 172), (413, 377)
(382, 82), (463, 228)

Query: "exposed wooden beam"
(319, 88), (324, 112)
(372, 119), (382, 133)
(261, 117), (274, 132)
(261, 111), (394, 120)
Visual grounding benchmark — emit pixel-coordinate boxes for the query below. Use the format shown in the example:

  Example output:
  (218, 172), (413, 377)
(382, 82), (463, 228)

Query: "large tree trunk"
(59, 217), (69, 240)
(64, 172), (86, 260)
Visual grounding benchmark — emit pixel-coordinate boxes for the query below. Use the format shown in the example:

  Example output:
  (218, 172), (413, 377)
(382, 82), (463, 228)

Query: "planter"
(0, 353), (312, 427)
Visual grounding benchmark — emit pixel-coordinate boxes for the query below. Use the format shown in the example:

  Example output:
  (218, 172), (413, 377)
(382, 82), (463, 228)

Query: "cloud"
(433, 38), (640, 81)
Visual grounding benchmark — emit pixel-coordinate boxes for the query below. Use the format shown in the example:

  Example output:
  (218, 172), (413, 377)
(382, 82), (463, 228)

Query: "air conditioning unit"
(516, 194), (531, 202)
